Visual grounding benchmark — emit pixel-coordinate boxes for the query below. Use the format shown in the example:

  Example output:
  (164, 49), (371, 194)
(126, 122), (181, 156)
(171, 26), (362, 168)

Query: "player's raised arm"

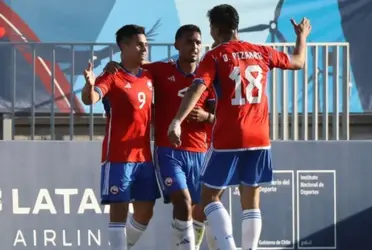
(81, 61), (100, 105)
(81, 61), (114, 105)
(289, 18), (311, 69)
(267, 18), (311, 70)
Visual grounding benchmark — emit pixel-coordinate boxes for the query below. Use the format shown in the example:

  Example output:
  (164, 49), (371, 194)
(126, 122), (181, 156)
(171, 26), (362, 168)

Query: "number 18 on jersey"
(229, 65), (263, 106)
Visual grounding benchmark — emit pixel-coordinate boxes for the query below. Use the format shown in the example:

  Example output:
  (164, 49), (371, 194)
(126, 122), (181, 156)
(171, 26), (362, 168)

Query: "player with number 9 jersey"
(197, 40), (292, 188)
(94, 68), (160, 204)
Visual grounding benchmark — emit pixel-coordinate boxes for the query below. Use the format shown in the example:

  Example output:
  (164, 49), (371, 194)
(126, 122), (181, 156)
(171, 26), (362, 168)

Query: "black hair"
(207, 4), (239, 34)
(115, 24), (145, 47)
(175, 24), (201, 40)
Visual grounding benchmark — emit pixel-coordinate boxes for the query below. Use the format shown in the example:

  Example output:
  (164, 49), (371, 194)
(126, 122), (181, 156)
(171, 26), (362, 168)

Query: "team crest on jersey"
(147, 81), (153, 90)
(164, 177), (173, 186)
(110, 186), (119, 195)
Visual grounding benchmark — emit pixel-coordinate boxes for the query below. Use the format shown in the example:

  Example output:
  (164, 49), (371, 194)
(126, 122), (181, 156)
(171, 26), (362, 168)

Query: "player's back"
(207, 40), (285, 150)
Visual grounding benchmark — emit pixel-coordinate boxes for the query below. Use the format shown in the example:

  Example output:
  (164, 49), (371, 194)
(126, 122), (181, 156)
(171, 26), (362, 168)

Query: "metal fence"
(0, 42), (351, 140)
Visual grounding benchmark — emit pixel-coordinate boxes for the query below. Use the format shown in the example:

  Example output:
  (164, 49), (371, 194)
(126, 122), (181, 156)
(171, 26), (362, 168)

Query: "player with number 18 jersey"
(197, 40), (292, 188)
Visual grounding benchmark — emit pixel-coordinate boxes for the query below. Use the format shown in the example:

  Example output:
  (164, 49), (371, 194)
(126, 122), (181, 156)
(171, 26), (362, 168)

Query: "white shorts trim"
(203, 182), (228, 190)
(211, 145), (271, 152)
(241, 180), (273, 187)
(200, 148), (213, 176)
(153, 146), (165, 198)
(102, 162), (111, 196)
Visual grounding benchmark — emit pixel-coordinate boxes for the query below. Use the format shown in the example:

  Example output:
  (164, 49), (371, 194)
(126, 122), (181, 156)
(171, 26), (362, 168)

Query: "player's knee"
(132, 201), (155, 225)
(192, 204), (206, 222)
(109, 202), (129, 223)
(200, 185), (223, 209)
(171, 190), (193, 220)
(240, 185), (260, 210)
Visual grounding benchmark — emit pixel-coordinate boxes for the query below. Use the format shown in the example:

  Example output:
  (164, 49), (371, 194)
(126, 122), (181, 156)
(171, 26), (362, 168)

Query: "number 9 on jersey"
(137, 92), (146, 109)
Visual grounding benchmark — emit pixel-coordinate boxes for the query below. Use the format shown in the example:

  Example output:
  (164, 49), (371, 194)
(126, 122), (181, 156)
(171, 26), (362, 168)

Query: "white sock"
(204, 221), (218, 250)
(242, 209), (262, 250)
(172, 219), (196, 250)
(109, 222), (127, 250)
(204, 201), (236, 250)
(126, 215), (147, 248)
(170, 220), (179, 250)
(193, 220), (205, 250)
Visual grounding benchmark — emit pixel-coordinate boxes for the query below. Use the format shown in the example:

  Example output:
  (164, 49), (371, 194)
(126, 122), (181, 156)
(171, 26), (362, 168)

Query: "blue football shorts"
(100, 161), (161, 204)
(200, 148), (273, 189)
(154, 146), (205, 204)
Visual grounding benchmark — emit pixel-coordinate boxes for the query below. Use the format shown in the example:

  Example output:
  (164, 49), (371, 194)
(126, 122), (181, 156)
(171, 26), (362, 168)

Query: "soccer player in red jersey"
(104, 25), (217, 250)
(146, 26), (215, 250)
(81, 25), (160, 250)
(168, 4), (311, 250)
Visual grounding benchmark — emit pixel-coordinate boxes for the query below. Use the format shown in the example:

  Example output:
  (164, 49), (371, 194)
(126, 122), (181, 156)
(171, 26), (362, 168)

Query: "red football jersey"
(94, 68), (153, 162)
(144, 61), (214, 152)
(195, 40), (292, 150)
(205, 123), (213, 148)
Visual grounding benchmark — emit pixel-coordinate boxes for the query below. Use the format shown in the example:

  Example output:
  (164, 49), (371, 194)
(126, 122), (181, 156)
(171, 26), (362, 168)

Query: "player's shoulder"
(200, 47), (219, 63)
(160, 60), (178, 70)
(96, 71), (115, 83)
(204, 41), (260, 57)
(236, 41), (275, 65)
(160, 60), (178, 69)
(206, 43), (225, 55)
(237, 41), (268, 53)
(145, 61), (176, 72)
(149, 60), (176, 68)
(96, 71), (110, 79)
(135, 70), (154, 91)
(245, 42), (275, 57)
(138, 68), (154, 80)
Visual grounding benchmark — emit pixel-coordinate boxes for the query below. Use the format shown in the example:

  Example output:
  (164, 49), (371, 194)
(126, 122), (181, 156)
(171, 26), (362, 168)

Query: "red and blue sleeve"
(94, 72), (114, 99)
(265, 46), (292, 70)
(193, 52), (217, 88)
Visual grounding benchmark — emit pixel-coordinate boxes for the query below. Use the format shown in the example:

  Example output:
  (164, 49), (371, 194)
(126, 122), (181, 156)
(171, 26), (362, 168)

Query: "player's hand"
(168, 120), (182, 147)
(104, 61), (120, 74)
(290, 18), (311, 38)
(83, 61), (96, 86)
(186, 107), (209, 123)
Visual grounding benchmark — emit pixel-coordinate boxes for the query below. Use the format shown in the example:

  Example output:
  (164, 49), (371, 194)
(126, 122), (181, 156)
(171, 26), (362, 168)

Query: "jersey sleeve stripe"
(193, 78), (206, 85)
(94, 86), (103, 99)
